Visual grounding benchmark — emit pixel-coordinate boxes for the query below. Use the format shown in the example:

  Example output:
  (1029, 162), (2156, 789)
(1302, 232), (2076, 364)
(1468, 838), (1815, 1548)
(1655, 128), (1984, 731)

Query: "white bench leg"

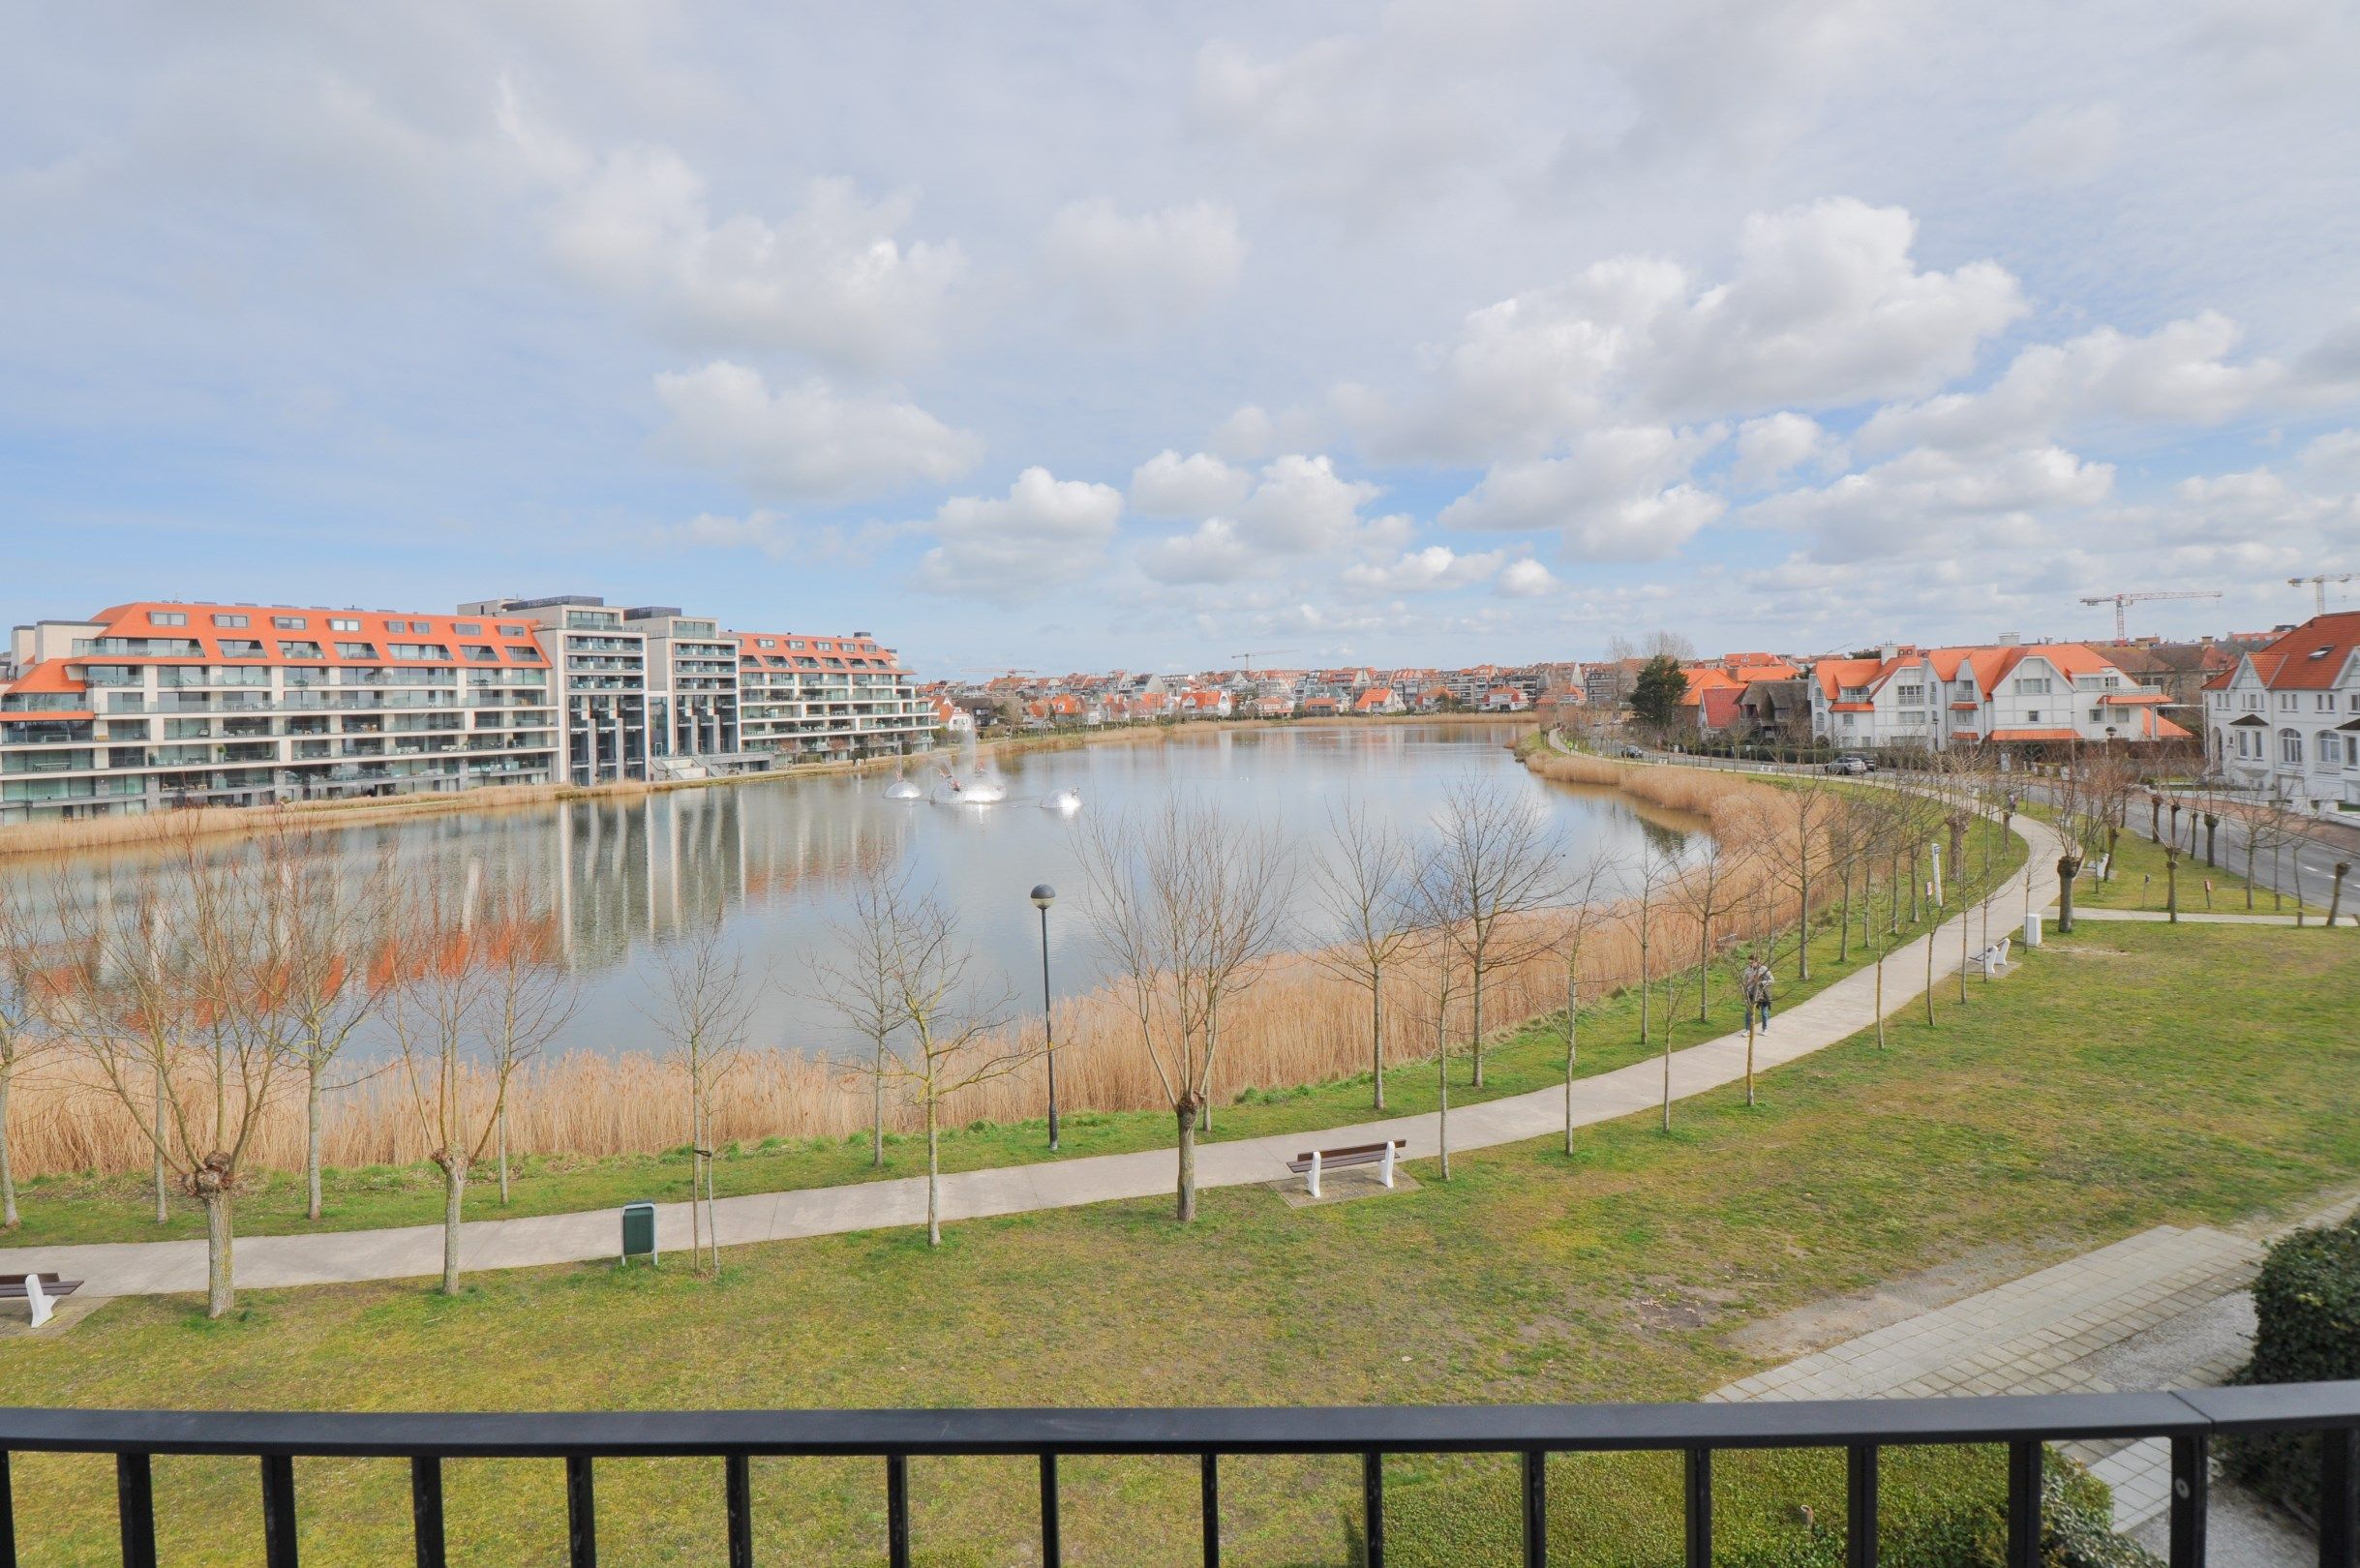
(1380, 1144), (1396, 1189)
(27, 1275), (52, 1330)
(1308, 1150), (1321, 1198)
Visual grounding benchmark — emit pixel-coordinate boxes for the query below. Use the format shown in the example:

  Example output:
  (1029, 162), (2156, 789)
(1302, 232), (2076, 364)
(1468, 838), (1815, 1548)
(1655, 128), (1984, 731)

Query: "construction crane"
(2288, 574), (2359, 615)
(2078, 589), (2221, 640)
(1228, 648), (1297, 674)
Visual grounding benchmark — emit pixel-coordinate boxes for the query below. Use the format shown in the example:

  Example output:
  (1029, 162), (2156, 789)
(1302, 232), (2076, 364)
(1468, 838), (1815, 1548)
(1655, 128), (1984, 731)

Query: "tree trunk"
(201, 1186), (234, 1319)
(1837, 872), (1852, 964)
(1922, 909), (1937, 1027)
(1637, 917), (1650, 1047)
(299, 1067), (325, 1220)
(2291, 857), (2305, 926)
(688, 1093), (704, 1266)
(1173, 1098), (1200, 1220)
(2330, 865), (2348, 928)
(1796, 861), (1812, 981)
(1562, 973), (1578, 1156)
(1909, 846), (1921, 925)
(1371, 977), (1386, 1111)
(2166, 855), (2179, 923)
(1659, 1010), (1675, 1132)
(1436, 988), (1452, 1181)
(0, 1062), (16, 1229)
(2203, 816), (2217, 868)
(154, 1072), (169, 1225)
(1469, 965), (1485, 1088)
(926, 1097), (943, 1247)
(2244, 837), (2257, 910)
(1874, 945), (1886, 1050)
(439, 1156), (468, 1295)
(1957, 886), (1970, 1005)
(872, 1040), (887, 1167)
(498, 1106), (511, 1206)
(2057, 856), (2080, 933)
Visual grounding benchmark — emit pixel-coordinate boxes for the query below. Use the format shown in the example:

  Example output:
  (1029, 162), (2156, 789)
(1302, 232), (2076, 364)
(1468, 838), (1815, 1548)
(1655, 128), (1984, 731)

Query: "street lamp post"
(1031, 884), (1060, 1151)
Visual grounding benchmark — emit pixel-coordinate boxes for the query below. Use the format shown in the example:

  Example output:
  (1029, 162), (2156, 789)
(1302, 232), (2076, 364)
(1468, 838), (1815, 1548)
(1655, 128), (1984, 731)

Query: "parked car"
(1619, 744), (1647, 758)
(1825, 754), (1871, 775)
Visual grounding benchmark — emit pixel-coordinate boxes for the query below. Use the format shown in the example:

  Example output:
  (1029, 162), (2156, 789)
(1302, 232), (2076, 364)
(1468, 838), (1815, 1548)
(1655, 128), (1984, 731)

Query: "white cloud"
(1340, 545), (1508, 594)
(1141, 519), (1257, 585)
(2006, 103), (2122, 186)
(1128, 450), (1253, 517)
(547, 151), (964, 370)
(1748, 444), (2115, 561)
(2298, 428), (2360, 489)
(1367, 197), (2025, 461)
(1731, 411), (1840, 488)
(652, 361), (982, 500)
(1437, 425), (1720, 543)
(1043, 199), (1245, 330)
(665, 509), (795, 558)
(1209, 405), (1278, 461)
(916, 467), (1125, 601)
(1857, 313), (2280, 455)
(1496, 558), (1560, 597)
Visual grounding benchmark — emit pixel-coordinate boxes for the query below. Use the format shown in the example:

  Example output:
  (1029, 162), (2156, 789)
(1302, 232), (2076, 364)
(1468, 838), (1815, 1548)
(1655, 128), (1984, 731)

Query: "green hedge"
(1717, 1466), (2156, 1568)
(2224, 1212), (2360, 1515)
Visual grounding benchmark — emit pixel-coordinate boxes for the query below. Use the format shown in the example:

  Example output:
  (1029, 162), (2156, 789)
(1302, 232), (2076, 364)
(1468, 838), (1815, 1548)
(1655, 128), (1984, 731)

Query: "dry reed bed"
(5, 754), (1832, 1178)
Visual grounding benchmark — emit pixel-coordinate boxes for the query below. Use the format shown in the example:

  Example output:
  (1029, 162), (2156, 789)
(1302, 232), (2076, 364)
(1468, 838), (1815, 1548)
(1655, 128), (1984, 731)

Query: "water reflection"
(36, 725), (1696, 1055)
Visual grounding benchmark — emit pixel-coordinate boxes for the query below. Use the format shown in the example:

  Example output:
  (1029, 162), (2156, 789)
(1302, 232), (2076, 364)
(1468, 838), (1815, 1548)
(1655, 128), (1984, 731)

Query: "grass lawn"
(2018, 801), (2320, 915)
(4, 918), (2352, 1566)
(5, 822), (2026, 1249)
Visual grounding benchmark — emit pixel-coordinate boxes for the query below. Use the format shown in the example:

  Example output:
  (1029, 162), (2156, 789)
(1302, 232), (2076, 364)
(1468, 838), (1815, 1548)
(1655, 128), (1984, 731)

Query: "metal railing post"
(2006, 1441), (2042, 1568)
(0, 1450), (15, 1568)
(725, 1454), (752, 1568)
(1847, 1443), (1878, 1568)
(409, 1456), (445, 1568)
(886, 1455), (910, 1568)
(1522, 1450), (1546, 1568)
(565, 1454), (596, 1568)
(116, 1453), (157, 1568)
(1040, 1454), (1062, 1568)
(1200, 1452), (1220, 1568)
(2324, 1427), (2357, 1568)
(1362, 1452), (1384, 1568)
(261, 1453), (299, 1568)
(2168, 1433), (2205, 1568)
(1683, 1448), (1711, 1568)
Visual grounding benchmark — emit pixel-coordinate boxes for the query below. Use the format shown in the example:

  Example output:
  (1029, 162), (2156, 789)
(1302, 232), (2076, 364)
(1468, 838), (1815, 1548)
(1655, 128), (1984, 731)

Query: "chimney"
(1996, 631), (2020, 648)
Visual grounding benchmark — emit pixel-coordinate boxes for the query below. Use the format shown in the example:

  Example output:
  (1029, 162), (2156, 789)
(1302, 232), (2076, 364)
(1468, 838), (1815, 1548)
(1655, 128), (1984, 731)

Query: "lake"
(31, 723), (1696, 1056)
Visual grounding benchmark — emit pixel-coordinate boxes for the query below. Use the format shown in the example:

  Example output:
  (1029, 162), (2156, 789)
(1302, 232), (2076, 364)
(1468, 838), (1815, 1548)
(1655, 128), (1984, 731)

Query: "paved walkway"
(5, 805), (2062, 1300)
(1712, 1190), (2360, 1536)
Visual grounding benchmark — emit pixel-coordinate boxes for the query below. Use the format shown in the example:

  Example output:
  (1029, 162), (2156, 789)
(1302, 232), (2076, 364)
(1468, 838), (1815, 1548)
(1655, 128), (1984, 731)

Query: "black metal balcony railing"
(1, 1385), (2354, 1568)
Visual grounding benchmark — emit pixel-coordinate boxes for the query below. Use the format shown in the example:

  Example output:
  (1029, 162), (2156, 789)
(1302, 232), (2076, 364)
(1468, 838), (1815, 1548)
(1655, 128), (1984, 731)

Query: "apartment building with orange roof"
(1805, 639), (2181, 753)
(3, 595), (931, 824)
(733, 628), (926, 764)
(2202, 611), (2360, 811)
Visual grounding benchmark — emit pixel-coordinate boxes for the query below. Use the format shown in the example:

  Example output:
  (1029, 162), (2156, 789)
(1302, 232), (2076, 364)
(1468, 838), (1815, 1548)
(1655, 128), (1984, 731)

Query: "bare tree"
(385, 870), (499, 1295)
(1405, 859), (1467, 1180)
(477, 879), (577, 1205)
(2048, 748), (2115, 933)
(1759, 776), (1839, 981)
(1309, 802), (1420, 1111)
(643, 913), (762, 1273)
(1622, 837), (1684, 1049)
(0, 873), (53, 1230)
(812, 863), (913, 1166)
(1549, 853), (1621, 1155)
(277, 833), (396, 1221)
(862, 882), (1029, 1246)
(1423, 778), (1561, 1087)
(45, 831), (299, 1316)
(1079, 800), (1291, 1221)
(1673, 833), (1752, 1024)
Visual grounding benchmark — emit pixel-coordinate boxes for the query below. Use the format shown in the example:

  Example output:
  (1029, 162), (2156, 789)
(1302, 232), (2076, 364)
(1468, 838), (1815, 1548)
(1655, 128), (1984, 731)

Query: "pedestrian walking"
(1740, 954), (1774, 1033)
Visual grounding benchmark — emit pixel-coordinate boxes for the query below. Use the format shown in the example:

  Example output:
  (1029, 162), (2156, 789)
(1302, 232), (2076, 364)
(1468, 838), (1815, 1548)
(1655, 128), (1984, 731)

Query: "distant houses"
(2204, 612), (2360, 813)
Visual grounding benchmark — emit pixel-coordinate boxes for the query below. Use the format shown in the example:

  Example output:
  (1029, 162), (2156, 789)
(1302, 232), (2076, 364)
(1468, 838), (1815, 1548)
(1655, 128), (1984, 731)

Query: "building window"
(453, 622), (483, 636)
(152, 612), (188, 626)
(498, 623), (529, 638)
(335, 642), (376, 659)
(2025, 709), (2041, 722)
(2280, 729), (2303, 764)
(219, 639), (264, 658)
(2015, 677), (2051, 695)
(278, 641), (322, 659)
(463, 646), (499, 663)
(273, 616), (307, 629)
(2321, 734), (2344, 766)
(211, 613), (249, 628)
(329, 618), (361, 632)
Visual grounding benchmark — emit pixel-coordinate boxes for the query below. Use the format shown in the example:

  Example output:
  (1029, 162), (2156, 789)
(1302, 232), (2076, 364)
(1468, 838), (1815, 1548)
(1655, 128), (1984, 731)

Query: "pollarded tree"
(476, 878), (577, 1206)
(275, 829), (397, 1221)
(385, 872), (499, 1296)
(1309, 801), (1421, 1111)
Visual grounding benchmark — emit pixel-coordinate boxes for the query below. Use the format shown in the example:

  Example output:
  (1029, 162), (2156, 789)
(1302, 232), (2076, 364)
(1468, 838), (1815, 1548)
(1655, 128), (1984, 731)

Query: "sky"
(4, 2), (2359, 678)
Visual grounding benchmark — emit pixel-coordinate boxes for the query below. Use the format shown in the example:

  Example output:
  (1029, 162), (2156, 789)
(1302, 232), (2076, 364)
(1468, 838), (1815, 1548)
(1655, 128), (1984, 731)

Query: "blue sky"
(4, 2), (2358, 676)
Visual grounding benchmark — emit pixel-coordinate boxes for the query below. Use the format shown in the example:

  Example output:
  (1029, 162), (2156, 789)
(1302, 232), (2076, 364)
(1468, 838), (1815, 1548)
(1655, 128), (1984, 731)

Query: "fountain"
(884, 771), (924, 800)
(1041, 787), (1082, 812)
(933, 733), (1008, 804)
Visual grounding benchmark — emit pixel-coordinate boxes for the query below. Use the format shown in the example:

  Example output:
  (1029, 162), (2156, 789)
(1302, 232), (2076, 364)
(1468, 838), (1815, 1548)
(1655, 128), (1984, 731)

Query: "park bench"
(1, 1272), (83, 1331)
(1286, 1139), (1406, 1198)
(2080, 854), (2110, 882)
(1970, 935), (2014, 978)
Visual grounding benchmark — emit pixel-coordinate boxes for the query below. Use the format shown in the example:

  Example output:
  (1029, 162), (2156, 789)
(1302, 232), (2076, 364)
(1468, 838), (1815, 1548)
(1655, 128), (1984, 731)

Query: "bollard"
(1308, 1150), (1322, 1199)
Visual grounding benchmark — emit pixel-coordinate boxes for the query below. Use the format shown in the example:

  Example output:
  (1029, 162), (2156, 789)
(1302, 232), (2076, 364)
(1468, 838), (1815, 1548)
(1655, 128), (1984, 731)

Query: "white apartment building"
(460, 595), (651, 787)
(1808, 641), (2183, 752)
(735, 630), (930, 762)
(2204, 612), (2360, 812)
(623, 607), (751, 776)
(1, 601), (560, 825)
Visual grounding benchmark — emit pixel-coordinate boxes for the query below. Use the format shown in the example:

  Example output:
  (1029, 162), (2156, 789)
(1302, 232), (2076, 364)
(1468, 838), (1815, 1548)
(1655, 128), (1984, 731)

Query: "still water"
(42, 724), (1695, 1056)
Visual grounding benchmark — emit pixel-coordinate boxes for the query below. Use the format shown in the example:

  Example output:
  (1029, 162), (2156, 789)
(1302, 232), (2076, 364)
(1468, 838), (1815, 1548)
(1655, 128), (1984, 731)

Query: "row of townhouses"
(927, 661), (1586, 731)
(2204, 612), (2360, 812)
(1, 595), (931, 826)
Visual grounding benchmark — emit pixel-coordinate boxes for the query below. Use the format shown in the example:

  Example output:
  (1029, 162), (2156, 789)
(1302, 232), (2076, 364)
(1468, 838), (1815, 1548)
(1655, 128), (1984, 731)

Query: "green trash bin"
(621, 1201), (658, 1266)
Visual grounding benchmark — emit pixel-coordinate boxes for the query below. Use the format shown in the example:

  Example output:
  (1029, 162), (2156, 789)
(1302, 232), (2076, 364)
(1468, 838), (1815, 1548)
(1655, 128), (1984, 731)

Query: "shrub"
(2224, 1213), (2360, 1515)
(1719, 1464), (2156, 1568)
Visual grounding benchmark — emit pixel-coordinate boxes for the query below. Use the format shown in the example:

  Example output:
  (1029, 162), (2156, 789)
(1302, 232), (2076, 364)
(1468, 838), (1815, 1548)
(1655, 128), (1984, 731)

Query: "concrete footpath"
(5, 811), (2059, 1299)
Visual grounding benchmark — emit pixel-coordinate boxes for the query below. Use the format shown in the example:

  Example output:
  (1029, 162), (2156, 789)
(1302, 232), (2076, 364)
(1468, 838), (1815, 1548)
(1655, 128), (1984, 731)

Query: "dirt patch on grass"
(1723, 1239), (2078, 1360)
